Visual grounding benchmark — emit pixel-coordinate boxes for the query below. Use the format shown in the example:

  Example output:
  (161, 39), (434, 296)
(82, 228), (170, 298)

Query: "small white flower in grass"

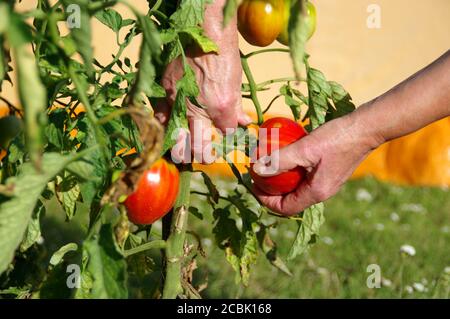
(421, 278), (428, 285)
(441, 226), (449, 234)
(444, 266), (450, 274)
(353, 218), (361, 226)
(364, 211), (372, 218)
(375, 223), (385, 231)
(400, 203), (426, 214)
(390, 212), (400, 222)
(405, 285), (414, 294)
(381, 278), (392, 287)
(400, 244), (416, 256)
(413, 282), (425, 292)
(322, 237), (334, 245)
(356, 188), (373, 202)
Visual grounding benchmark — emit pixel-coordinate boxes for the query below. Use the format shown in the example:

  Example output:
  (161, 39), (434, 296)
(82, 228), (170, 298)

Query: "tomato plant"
(0, 0), (355, 299)
(250, 117), (308, 195)
(238, 0), (285, 47)
(124, 158), (180, 225)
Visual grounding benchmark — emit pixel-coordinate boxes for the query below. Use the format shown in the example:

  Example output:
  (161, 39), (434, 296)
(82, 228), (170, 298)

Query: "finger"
(207, 99), (239, 135)
(188, 111), (216, 164)
(253, 139), (317, 177)
(254, 178), (318, 216)
(154, 99), (171, 126)
(237, 103), (253, 127)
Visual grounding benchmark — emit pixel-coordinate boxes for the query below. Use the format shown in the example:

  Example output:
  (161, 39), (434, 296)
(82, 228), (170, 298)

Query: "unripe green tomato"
(277, 0), (317, 46)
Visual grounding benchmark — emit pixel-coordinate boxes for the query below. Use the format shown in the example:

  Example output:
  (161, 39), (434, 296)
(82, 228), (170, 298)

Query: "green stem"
(123, 240), (166, 257)
(243, 48), (290, 59)
(256, 77), (305, 90)
(162, 169), (192, 299)
(241, 52), (263, 125)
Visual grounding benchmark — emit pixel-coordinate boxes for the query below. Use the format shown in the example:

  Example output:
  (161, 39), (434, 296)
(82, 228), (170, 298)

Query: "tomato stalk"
(162, 168), (192, 299)
(240, 52), (264, 125)
(123, 240), (166, 257)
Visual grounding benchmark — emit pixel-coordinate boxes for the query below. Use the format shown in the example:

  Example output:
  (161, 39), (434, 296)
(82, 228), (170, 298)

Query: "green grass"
(188, 177), (450, 299)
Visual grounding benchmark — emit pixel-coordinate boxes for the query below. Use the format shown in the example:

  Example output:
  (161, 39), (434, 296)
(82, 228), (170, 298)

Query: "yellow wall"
(2, 1), (450, 186)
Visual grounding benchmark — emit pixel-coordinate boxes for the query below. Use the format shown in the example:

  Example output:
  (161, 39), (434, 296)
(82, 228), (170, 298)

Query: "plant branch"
(243, 48), (290, 59)
(241, 51), (263, 125)
(162, 168), (192, 299)
(123, 240), (166, 257)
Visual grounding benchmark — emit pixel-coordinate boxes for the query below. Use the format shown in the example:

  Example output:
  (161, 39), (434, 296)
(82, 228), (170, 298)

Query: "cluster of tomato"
(238, 0), (317, 47)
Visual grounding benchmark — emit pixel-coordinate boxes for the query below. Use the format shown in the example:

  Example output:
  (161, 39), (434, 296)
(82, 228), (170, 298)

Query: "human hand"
(155, 0), (252, 163)
(252, 114), (383, 215)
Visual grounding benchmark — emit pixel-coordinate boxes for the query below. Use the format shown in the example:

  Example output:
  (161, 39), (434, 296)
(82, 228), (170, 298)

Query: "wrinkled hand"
(155, 1), (251, 164)
(252, 114), (382, 215)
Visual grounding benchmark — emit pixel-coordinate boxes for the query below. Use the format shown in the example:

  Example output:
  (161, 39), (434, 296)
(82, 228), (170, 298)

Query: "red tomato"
(124, 158), (180, 225)
(250, 117), (308, 195)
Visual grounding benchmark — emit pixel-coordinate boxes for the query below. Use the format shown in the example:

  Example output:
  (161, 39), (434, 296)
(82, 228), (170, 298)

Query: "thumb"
(253, 139), (316, 177)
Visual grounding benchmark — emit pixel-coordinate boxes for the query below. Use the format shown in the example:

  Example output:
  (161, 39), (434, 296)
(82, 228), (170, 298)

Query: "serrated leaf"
(56, 174), (81, 220)
(20, 202), (44, 252)
(50, 243), (78, 266)
(170, 0), (209, 28)
(287, 203), (325, 260)
(306, 67), (330, 129)
(257, 225), (292, 276)
(201, 172), (219, 204)
(326, 81), (356, 120)
(77, 224), (128, 298)
(280, 84), (302, 121)
(95, 8), (122, 33)
(181, 27), (219, 53)
(0, 152), (88, 274)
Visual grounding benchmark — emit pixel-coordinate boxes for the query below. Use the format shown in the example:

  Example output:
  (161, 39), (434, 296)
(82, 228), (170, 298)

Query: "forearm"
(350, 50), (450, 149)
(203, 0), (239, 49)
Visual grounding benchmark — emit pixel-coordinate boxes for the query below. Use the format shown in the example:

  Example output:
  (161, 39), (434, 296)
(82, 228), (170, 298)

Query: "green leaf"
(161, 64), (198, 154)
(56, 174), (81, 221)
(95, 8), (122, 33)
(63, 0), (94, 76)
(289, 0), (309, 79)
(181, 27), (219, 53)
(201, 172), (219, 204)
(280, 84), (302, 121)
(223, 0), (240, 26)
(326, 81), (356, 120)
(13, 42), (47, 167)
(257, 225), (292, 276)
(49, 243), (79, 266)
(6, 12), (32, 47)
(76, 224), (128, 298)
(19, 201), (44, 252)
(170, 0), (209, 29)
(0, 152), (88, 274)
(287, 202), (325, 261)
(306, 66), (330, 130)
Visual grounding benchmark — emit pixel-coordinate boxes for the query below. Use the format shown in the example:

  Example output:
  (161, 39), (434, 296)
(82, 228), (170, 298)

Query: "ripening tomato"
(250, 117), (308, 195)
(238, 0), (285, 47)
(124, 158), (180, 225)
(277, 0), (317, 46)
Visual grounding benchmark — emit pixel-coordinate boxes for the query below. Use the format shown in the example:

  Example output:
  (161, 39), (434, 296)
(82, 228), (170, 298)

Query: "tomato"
(250, 117), (308, 195)
(0, 116), (23, 149)
(238, 0), (285, 47)
(124, 158), (180, 225)
(277, 0), (317, 46)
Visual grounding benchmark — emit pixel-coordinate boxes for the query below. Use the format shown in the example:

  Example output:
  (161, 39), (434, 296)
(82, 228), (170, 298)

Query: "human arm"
(253, 50), (450, 215)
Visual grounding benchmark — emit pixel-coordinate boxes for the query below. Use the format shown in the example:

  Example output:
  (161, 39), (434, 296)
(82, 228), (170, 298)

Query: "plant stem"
(123, 240), (166, 257)
(162, 169), (192, 299)
(241, 52), (263, 125)
(243, 48), (290, 59)
(256, 77), (305, 90)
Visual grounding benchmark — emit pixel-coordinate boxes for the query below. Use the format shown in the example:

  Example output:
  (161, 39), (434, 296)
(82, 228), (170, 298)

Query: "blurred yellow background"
(1, 0), (449, 186)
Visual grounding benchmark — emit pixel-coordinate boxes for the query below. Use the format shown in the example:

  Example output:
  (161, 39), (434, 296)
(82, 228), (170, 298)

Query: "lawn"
(187, 176), (450, 299)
